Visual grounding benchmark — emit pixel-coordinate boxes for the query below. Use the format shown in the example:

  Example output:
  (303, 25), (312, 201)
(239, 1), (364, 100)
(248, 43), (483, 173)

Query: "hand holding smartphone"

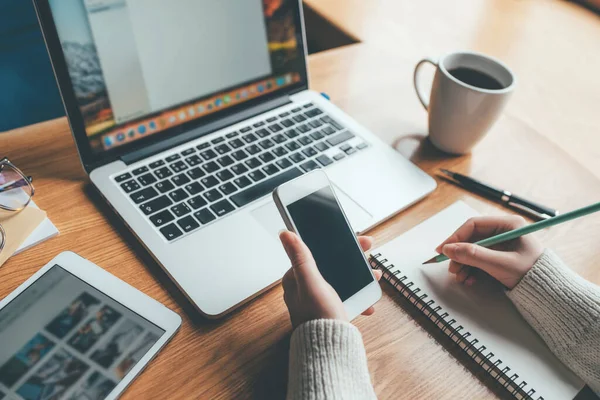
(273, 171), (382, 322)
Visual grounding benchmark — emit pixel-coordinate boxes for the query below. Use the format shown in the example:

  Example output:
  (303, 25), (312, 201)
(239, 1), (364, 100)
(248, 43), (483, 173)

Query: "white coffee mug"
(414, 51), (516, 154)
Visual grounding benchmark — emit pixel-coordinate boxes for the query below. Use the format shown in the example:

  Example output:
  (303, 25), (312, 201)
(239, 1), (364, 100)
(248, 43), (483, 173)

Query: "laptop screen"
(46, 0), (305, 155)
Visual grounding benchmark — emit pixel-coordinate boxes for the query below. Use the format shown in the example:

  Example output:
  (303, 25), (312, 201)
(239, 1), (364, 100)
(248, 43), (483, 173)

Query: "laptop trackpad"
(252, 184), (372, 238)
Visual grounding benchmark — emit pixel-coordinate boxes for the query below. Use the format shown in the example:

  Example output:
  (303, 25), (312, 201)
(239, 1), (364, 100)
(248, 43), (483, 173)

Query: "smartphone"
(273, 170), (381, 320)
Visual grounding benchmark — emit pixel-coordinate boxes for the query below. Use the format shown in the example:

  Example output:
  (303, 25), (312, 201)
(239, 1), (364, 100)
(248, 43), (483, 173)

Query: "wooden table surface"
(2, 0), (600, 398)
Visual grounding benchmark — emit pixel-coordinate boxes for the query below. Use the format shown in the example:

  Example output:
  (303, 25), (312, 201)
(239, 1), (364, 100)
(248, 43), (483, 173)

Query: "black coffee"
(448, 67), (504, 90)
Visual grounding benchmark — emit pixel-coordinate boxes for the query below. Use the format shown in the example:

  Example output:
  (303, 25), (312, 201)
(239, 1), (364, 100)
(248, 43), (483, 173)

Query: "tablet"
(0, 252), (181, 400)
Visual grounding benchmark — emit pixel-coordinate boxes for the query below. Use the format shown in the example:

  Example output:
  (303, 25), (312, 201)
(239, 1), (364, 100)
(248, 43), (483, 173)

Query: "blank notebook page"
(373, 201), (583, 400)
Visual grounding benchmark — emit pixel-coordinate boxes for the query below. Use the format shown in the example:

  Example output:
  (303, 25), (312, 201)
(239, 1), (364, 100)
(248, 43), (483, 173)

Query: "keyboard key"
(266, 116), (277, 123)
(155, 180), (175, 193)
(291, 107), (302, 113)
(316, 155), (333, 167)
(230, 138), (244, 149)
(188, 195), (208, 210)
(187, 167), (205, 180)
(302, 147), (318, 157)
(310, 131), (324, 141)
(210, 199), (236, 217)
(357, 142), (368, 150)
(172, 173), (191, 186)
(202, 161), (220, 173)
(130, 187), (158, 204)
(211, 137), (225, 145)
(155, 167), (173, 179)
(268, 123), (283, 133)
(285, 128), (299, 139)
(273, 146), (288, 157)
(226, 131), (239, 139)
(340, 144), (351, 152)
(185, 182), (204, 195)
(290, 153), (306, 163)
(315, 142), (329, 152)
(249, 170), (266, 182)
(182, 148), (196, 156)
(298, 136), (313, 146)
(149, 160), (165, 169)
(259, 151), (275, 163)
(293, 114), (307, 123)
(231, 150), (248, 161)
(160, 223), (183, 241)
(300, 160), (320, 172)
(279, 111), (290, 118)
(245, 157), (262, 169)
(197, 142), (210, 150)
(256, 128), (270, 138)
(230, 167), (303, 207)
(327, 131), (355, 147)
(253, 121), (265, 128)
(170, 161), (188, 173)
(346, 147), (357, 155)
(185, 155), (202, 166)
(297, 124), (309, 133)
(322, 116), (344, 130)
(240, 126), (252, 133)
(171, 203), (191, 217)
(204, 189), (223, 203)
(201, 176), (220, 188)
(132, 166), (149, 175)
(200, 149), (218, 160)
(246, 144), (261, 155)
(177, 216), (200, 232)
(281, 119), (294, 128)
(243, 133), (258, 143)
(138, 173), (157, 186)
(231, 164), (249, 175)
(169, 188), (189, 202)
(217, 169), (234, 182)
(322, 126), (335, 135)
(272, 134), (287, 144)
(259, 139), (275, 149)
(121, 180), (140, 193)
(276, 158), (293, 170)
(219, 182), (238, 195)
(305, 108), (323, 118)
(285, 141), (300, 151)
(115, 172), (132, 182)
(140, 195), (172, 215)
(194, 208), (216, 224)
(234, 176), (252, 189)
(303, 103), (313, 109)
(150, 210), (175, 227)
(262, 164), (280, 176)
(217, 155), (234, 167)
(166, 154), (181, 162)
(215, 144), (231, 154)
(333, 153), (346, 161)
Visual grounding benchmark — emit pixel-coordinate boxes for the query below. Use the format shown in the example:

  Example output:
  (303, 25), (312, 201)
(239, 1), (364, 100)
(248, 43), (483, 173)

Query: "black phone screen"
(286, 186), (373, 301)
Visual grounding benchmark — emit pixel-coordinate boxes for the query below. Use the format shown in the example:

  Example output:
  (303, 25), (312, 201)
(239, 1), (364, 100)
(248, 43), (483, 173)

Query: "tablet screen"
(0, 265), (165, 400)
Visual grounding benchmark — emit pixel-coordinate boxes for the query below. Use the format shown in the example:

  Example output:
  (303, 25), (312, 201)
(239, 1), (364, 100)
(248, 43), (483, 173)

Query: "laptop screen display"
(47, 0), (305, 155)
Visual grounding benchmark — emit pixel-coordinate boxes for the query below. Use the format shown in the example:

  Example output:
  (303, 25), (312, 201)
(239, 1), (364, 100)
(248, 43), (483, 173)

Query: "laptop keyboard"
(113, 103), (369, 241)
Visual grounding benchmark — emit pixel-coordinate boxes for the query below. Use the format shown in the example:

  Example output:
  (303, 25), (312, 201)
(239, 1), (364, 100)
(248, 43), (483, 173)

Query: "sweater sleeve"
(506, 249), (600, 395)
(286, 319), (377, 400)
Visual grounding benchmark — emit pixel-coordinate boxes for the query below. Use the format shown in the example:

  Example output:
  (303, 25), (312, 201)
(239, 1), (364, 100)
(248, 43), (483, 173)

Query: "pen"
(423, 200), (600, 264)
(440, 169), (558, 220)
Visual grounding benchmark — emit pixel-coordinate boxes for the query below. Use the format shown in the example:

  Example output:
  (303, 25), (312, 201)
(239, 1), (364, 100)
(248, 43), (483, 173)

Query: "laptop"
(34, 0), (436, 317)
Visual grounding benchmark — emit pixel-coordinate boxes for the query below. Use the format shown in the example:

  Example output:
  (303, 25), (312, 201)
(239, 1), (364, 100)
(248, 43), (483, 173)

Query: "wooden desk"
(2, 0), (600, 398)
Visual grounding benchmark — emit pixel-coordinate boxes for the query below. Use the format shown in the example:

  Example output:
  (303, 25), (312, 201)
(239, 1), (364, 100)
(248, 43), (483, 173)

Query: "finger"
(358, 236), (374, 252)
(448, 260), (462, 274)
(372, 269), (383, 282)
(442, 242), (519, 278)
(456, 266), (470, 284)
(281, 268), (297, 293)
(361, 306), (375, 316)
(465, 275), (477, 286)
(435, 216), (527, 253)
(279, 230), (322, 287)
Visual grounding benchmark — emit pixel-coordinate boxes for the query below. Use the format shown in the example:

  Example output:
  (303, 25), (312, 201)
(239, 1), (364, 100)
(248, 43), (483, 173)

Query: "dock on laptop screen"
(47, 0), (305, 153)
(0, 266), (165, 400)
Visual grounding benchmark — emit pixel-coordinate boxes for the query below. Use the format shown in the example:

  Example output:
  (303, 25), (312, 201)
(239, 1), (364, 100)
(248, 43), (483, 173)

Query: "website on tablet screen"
(0, 265), (165, 400)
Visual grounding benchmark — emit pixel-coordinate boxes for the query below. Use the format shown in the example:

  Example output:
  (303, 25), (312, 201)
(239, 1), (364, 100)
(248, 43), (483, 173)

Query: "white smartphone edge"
(272, 170), (382, 321)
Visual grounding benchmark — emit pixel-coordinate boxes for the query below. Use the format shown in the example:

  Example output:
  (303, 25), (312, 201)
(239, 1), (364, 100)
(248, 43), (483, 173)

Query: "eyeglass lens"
(0, 163), (33, 211)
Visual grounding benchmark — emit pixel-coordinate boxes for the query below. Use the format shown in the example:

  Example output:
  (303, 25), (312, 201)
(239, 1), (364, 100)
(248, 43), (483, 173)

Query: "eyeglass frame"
(0, 157), (35, 253)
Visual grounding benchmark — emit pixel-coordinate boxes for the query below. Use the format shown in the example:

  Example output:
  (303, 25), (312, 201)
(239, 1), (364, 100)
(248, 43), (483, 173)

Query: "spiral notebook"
(369, 201), (583, 400)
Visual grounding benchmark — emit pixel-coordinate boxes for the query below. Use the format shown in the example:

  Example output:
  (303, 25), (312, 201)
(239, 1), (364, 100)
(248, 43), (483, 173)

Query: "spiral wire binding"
(369, 253), (543, 400)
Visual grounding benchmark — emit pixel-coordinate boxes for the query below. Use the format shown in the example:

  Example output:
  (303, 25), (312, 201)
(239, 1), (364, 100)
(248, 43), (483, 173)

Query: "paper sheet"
(373, 201), (583, 400)
(0, 206), (46, 267)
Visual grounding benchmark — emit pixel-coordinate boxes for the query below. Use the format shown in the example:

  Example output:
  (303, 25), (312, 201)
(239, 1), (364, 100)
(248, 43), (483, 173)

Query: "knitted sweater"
(286, 250), (600, 399)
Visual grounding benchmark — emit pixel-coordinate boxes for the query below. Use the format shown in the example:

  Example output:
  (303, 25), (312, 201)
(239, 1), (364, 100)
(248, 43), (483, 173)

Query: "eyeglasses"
(0, 158), (35, 254)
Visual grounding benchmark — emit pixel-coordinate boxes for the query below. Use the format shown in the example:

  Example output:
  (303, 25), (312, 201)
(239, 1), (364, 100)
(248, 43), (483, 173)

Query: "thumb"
(441, 243), (515, 278)
(279, 231), (322, 286)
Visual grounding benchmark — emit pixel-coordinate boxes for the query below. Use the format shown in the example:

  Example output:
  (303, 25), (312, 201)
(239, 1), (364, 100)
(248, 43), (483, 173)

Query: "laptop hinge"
(121, 95), (292, 165)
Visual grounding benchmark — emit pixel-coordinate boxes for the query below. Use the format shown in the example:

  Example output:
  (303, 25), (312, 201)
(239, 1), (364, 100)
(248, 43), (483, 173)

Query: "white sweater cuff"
(287, 319), (376, 400)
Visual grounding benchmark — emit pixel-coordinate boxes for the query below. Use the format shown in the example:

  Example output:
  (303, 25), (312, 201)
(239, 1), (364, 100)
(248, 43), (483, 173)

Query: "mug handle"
(413, 58), (437, 110)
